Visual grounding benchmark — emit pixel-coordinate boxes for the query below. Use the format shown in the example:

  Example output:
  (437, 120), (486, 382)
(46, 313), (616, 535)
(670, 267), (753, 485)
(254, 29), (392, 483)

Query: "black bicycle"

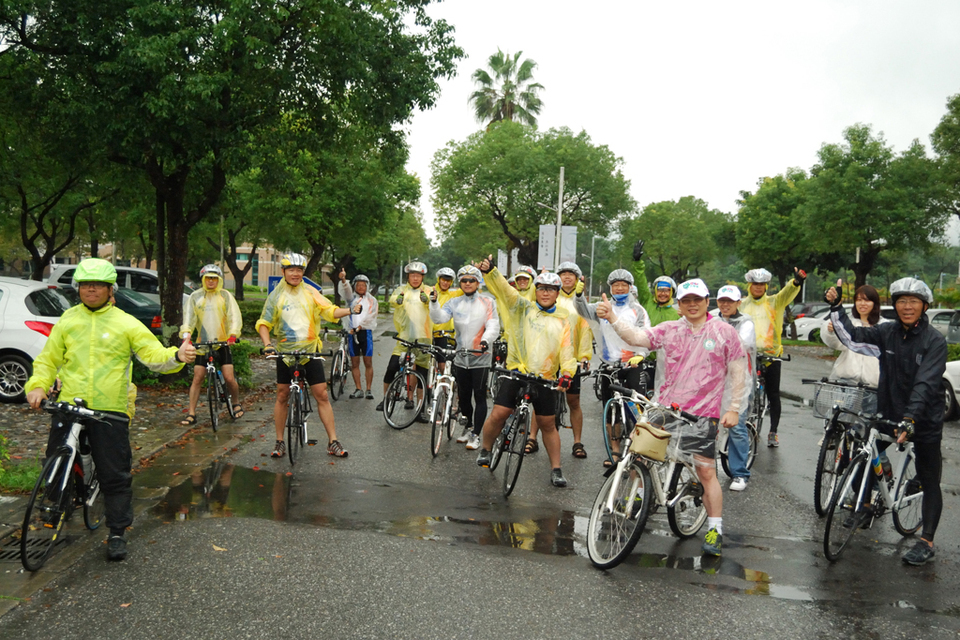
(21, 399), (113, 571)
(264, 350), (326, 465)
(322, 328), (351, 401)
(384, 337), (434, 429)
(195, 341), (240, 432)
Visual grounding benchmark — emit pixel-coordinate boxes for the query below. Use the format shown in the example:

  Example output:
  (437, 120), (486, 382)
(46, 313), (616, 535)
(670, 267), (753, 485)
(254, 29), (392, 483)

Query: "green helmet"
(74, 258), (117, 284)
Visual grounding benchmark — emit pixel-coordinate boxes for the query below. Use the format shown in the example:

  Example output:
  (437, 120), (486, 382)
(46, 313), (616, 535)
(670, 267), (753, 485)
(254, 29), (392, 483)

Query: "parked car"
(947, 313), (960, 345)
(790, 302), (831, 319)
(58, 286), (163, 336)
(46, 265), (193, 306)
(797, 305), (896, 343)
(926, 308), (957, 337)
(0, 276), (73, 402)
(943, 360), (960, 421)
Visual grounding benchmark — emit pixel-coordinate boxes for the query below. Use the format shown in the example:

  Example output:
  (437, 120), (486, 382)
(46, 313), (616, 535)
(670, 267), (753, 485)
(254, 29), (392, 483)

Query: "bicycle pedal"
(307, 439), (319, 446)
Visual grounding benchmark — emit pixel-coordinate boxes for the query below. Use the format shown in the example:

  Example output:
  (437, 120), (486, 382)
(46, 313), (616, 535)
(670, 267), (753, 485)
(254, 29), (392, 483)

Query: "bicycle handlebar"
(262, 350), (330, 359)
(608, 383), (699, 423)
(41, 399), (128, 424)
(492, 365), (562, 391)
(195, 340), (242, 348)
(759, 353), (791, 363)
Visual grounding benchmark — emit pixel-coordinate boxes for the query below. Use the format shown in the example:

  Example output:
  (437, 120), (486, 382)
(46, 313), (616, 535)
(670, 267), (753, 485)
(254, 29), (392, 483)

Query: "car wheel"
(809, 328), (821, 343)
(944, 380), (957, 421)
(0, 353), (31, 403)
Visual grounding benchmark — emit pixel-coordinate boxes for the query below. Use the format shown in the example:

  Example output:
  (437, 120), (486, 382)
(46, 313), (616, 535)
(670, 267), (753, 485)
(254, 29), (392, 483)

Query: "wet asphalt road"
(3, 334), (960, 639)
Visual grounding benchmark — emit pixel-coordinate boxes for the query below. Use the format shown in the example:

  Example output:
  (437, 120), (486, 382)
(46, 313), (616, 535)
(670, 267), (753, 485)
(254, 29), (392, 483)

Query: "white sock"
(708, 517), (723, 535)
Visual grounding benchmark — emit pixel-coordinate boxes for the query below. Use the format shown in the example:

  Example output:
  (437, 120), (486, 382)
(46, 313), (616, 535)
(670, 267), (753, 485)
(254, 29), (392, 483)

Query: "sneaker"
(466, 434), (481, 450)
(767, 433), (779, 448)
(415, 411), (429, 423)
(327, 439), (348, 458)
(843, 508), (871, 530)
(550, 468), (568, 487)
(476, 449), (492, 467)
(375, 400), (384, 411)
(702, 527), (722, 556)
(107, 535), (127, 561)
(270, 440), (286, 458)
(404, 399), (415, 410)
(365, 390), (374, 400)
(902, 541), (935, 565)
(730, 477), (747, 492)
(349, 389), (364, 399)
(456, 426), (471, 443)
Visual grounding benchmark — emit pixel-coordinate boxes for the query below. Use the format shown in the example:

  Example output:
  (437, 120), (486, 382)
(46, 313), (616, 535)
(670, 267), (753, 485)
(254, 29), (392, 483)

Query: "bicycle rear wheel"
(602, 398), (627, 466)
(892, 449), (923, 536)
(330, 351), (345, 401)
(430, 387), (447, 457)
(814, 426), (843, 516)
(753, 391), (767, 436)
(384, 370), (426, 429)
(586, 457), (651, 569)
(287, 387), (302, 465)
(746, 421), (759, 468)
(593, 373), (602, 401)
(666, 463), (707, 539)
(502, 408), (530, 497)
(82, 472), (105, 530)
(207, 370), (221, 432)
(824, 454), (867, 561)
(21, 452), (74, 571)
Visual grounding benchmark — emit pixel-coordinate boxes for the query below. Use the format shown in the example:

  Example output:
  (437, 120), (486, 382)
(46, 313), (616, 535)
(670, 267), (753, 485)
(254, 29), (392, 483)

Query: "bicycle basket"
(628, 420), (672, 461)
(812, 382), (875, 422)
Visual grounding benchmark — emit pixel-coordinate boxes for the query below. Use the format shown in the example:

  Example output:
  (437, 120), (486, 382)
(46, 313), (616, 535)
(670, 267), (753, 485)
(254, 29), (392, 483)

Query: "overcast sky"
(403, 0), (960, 243)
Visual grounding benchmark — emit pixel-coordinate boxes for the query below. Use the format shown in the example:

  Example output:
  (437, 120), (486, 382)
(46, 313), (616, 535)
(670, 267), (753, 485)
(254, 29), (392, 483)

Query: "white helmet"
(653, 276), (676, 292)
(513, 266), (536, 280)
(436, 267), (456, 280)
(556, 261), (582, 278)
(404, 261), (428, 275)
(607, 269), (634, 285)
(744, 268), (773, 283)
(534, 272), (562, 288)
(199, 264), (223, 279)
(889, 277), (933, 304)
(352, 274), (370, 285)
(280, 253), (308, 269)
(457, 265), (482, 281)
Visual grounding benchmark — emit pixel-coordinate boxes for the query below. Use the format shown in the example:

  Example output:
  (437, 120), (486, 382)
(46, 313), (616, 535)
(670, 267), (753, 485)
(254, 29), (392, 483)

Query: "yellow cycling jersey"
(255, 281), (340, 353)
(485, 268), (576, 381)
(740, 280), (801, 356)
(25, 303), (183, 417)
(180, 275), (242, 347)
(558, 288), (594, 362)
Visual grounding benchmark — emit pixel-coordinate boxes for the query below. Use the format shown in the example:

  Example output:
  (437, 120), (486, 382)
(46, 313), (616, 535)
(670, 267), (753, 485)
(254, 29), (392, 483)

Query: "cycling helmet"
(513, 265), (536, 280)
(436, 267), (456, 280)
(653, 275), (676, 292)
(507, 276), (516, 286)
(457, 266), (482, 281)
(404, 261), (428, 275)
(200, 264), (223, 279)
(352, 274), (370, 286)
(74, 258), (117, 285)
(889, 277), (933, 304)
(280, 253), (308, 269)
(556, 261), (582, 278)
(534, 273), (562, 289)
(744, 268), (772, 283)
(607, 269), (634, 286)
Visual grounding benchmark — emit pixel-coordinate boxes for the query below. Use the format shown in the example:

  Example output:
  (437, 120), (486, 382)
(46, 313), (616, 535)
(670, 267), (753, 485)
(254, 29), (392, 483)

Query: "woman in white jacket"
(822, 284), (882, 388)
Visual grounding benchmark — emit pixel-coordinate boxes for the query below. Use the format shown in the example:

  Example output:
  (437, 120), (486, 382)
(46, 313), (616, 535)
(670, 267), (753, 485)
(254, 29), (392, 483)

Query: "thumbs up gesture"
(596, 293), (617, 323)
(824, 279), (842, 305)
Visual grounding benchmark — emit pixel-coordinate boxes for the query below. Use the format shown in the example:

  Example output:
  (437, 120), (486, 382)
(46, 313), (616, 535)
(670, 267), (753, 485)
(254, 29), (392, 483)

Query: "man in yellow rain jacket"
(26, 258), (195, 562)
(180, 264), (243, 425)
(257, 253), (357, 459)
(739, 266), (805, 448)
(475, 256), (577, 487)
(430, 267), (464, 375)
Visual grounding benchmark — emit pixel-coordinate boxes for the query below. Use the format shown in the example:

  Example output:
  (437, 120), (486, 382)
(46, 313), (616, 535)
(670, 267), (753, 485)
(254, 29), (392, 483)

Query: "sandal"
(572, 442), (587, 459)
(602, 452), (621, 468)
(232, 404), (245, 419)
(524, 438), (539, 454)
(180, 414), (197, 426)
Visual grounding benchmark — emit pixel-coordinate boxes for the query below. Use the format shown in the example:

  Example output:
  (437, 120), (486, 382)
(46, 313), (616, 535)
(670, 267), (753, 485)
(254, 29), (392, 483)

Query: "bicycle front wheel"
(824, 454), (867, 561)
(814, 427), (843, 516)
(587, 457), (651, 569)
(602, 398), (627, 465)
(593, 373), (602, 401)
(82, 473), (105, 530)
(207, 371), (221, 432)
(753, 391), (767, 436)
(489, 421), (508, 472)
(330, 351), (344, 401)
(287, 387), (302, 465)
(892, 449), (923, 536)
(430, 386), (447, 457)
(445, 382), (458, 440)
(666, 462), (707, 539)
(21, 452), (74, 571)
(502, 408), (530, 497)
(384, 370), (426, 429)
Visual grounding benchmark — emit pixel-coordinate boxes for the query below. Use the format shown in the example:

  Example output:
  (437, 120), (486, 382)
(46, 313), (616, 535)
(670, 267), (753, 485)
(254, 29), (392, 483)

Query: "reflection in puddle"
(156, 461), (808, 601)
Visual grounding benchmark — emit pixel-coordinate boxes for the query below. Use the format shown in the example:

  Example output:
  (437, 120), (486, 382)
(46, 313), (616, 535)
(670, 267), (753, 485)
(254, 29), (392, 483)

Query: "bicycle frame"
(846, 423), (918, 516)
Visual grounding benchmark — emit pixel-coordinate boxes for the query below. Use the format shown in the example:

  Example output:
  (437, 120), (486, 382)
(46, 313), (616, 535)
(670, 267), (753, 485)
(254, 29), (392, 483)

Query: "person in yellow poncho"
(429, 267), (464, 375)
(25, 258), (195, 562)
(475, 256), (577, 488)
(256, 253), (357, 459)
(180, 264), (243, 425)
(739, 266), (805, 448)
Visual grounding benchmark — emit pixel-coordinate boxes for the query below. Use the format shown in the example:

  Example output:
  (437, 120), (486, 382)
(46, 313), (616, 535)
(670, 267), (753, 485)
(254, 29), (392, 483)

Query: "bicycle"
(487, 366), (559, 497)
(425, 343), (484, 457)
(823, 409), (923, 561)
(597, 361), (657, 466)
(715, 418), (759, 478)
(195, 340), (240, 432)
(264, 350), (326, 465)
(322, 328), (351, 401)
(487, 336), (508, 398)
(586, 386), (708, 569)
(384, 337), (434, 429)
(804, 378), (877, 516)
(751, 353), (790, 436)
(20, 399), (111, 571)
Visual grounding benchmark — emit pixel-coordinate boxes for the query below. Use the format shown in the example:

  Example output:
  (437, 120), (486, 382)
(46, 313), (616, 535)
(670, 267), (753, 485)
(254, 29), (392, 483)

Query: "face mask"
(612, 293), (629, 304)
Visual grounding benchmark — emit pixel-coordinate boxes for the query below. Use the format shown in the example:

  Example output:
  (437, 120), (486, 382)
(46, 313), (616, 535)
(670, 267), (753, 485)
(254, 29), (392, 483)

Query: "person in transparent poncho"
(597, 278), (749, 556)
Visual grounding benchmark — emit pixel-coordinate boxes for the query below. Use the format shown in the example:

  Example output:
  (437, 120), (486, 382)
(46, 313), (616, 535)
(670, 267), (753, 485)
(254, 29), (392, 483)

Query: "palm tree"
(469, 49), (544, 127)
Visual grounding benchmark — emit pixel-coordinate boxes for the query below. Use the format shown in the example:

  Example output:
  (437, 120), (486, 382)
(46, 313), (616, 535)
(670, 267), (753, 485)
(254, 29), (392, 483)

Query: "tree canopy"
(469, 49), (544, 127)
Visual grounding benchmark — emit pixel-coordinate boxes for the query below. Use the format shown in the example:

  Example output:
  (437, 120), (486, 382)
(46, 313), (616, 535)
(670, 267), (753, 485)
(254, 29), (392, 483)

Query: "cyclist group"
(22, 252), (945, 567)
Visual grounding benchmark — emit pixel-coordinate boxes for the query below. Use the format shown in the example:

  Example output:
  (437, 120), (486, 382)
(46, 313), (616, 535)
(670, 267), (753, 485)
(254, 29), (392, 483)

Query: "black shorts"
(494, 375), (558, 416)
(196, 346), (233, 369)
(557, 365), (583, 395)
(433, 334), (454, 363)
(276, 356), (326, 386)
(600, 366), (645, 407)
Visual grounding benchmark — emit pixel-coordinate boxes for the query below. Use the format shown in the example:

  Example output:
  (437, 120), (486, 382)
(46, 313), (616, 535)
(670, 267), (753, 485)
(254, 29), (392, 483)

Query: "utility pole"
(554, 167), (564, 270)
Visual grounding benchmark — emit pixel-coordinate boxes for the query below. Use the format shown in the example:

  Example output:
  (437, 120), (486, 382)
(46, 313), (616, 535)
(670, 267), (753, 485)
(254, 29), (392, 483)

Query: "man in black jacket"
(825, 277), (946, 565)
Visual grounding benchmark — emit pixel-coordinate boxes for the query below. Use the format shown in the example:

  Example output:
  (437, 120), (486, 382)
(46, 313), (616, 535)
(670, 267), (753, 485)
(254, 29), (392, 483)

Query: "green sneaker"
(702, 527), (722, 556)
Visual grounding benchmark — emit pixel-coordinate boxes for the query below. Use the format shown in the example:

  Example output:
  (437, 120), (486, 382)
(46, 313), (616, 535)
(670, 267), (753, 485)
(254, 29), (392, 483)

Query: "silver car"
(926, 308), (957, 338)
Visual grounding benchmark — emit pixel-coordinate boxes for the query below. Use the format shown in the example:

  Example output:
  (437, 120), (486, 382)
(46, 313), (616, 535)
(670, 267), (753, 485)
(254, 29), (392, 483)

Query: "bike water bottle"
(217, 370), (225, 386)
(879, 451), (893, 483)
(871, 455), (883, 477)
(80, 449), (94, 484)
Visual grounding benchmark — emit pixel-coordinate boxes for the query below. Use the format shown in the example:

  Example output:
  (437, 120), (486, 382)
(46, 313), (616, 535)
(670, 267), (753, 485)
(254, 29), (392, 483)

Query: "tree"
(432, 121), (635, 267)
(469, 50), (544, 127)
(354, 207), (430, 297)
(802, 124), (945, 289)
(0, 0), (462, 325)
(932, 92), (960, 223)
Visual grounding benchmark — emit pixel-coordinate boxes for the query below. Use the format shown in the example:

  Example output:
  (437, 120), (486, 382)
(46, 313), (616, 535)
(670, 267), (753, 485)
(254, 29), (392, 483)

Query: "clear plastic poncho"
(576, 294), (651, 363)
(180, 274), (242, 349)
(430, 292), (500, 369)
(338, 280), (379, 332)
(739, 280), (800, 356)
(255, 281), (340, 353)
(557, 288), (594, 362)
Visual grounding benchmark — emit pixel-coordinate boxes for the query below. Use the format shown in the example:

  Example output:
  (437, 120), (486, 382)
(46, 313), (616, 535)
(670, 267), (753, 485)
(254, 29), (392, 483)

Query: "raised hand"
(824, 279), (842, 305)
(595, 293), (616, 322)
(339, 268), (346, 281)
(478, 255), (493, 274)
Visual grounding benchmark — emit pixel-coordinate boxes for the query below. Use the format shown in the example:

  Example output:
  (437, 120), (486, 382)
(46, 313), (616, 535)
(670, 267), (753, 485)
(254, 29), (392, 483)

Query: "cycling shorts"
(195, 345), (233, 369)
(659, 414), (719, 460)
(276, 356), (326, 386)
(494, 374), (557, 416)
(348, 330), (373, 358)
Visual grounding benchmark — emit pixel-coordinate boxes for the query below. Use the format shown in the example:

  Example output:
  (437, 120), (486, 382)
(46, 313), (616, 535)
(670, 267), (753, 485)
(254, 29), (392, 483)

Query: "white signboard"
(497, 249), (508, 274)
(560, 225), (578, 265)
(538, 224), (578, 270)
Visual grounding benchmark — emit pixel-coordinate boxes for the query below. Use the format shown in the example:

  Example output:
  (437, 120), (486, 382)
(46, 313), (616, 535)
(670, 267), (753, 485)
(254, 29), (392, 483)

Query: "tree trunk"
(516, 242), (537, 269)
(851, 250), (878, 292)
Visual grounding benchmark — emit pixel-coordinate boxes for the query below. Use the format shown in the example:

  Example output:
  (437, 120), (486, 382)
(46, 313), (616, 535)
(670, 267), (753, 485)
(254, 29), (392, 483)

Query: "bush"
(132, 341), (257, 389)
(948, 344), (960, 363)
(238, 299), (264, 336)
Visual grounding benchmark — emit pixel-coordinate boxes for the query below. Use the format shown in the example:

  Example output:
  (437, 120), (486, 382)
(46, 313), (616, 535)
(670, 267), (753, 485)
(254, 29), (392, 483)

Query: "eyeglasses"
(678, 296), (706, 304)
(536, 285), (560, 292)
(459, 279), (478, 284)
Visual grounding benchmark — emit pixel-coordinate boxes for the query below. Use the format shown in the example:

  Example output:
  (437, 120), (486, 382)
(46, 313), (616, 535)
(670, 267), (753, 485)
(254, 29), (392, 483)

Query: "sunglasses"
(460, 278), (478, 284)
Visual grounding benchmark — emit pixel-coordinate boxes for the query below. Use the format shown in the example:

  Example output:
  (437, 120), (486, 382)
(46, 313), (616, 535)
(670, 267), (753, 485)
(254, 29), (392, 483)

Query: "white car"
(943, 361), (960, 421)
(0, 276), (73, 402)
(46, 265), (193, 306)
(796, 305), (895, 343)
